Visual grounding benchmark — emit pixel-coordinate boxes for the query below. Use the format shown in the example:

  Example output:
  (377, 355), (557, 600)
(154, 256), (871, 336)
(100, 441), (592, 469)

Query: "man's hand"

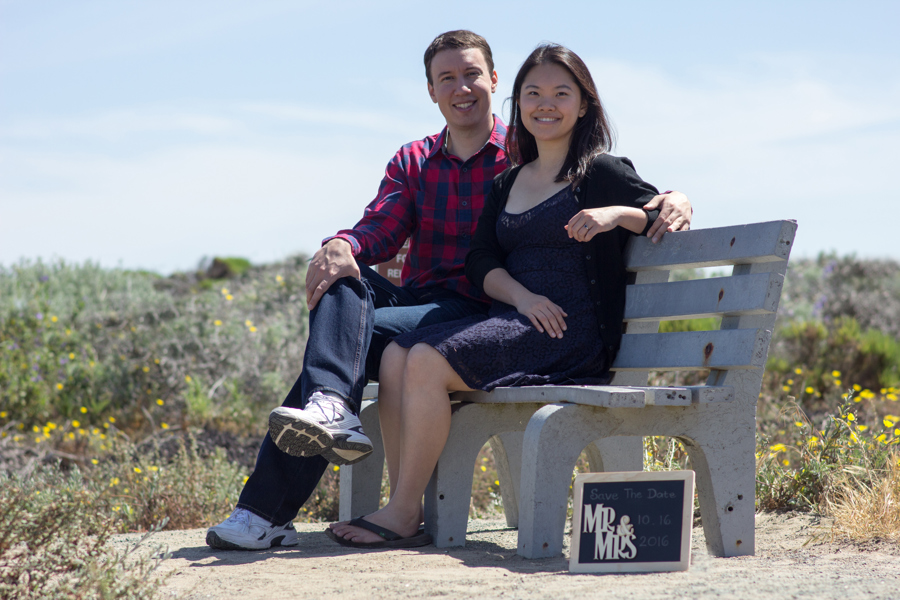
(643, 191), (692, 243)
(305, 239), (360, 310)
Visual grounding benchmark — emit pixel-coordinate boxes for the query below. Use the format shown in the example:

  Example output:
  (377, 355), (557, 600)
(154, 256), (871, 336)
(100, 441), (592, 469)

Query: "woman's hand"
(565, 207), (623, 242)
(514, 291), (568, 339)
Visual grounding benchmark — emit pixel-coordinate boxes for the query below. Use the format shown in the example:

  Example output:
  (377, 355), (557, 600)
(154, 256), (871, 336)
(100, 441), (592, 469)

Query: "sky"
(1, 0), (899, 274)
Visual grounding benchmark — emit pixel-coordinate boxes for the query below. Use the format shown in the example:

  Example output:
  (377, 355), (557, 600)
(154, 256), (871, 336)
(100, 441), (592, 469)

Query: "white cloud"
(3, 109), (242, 140)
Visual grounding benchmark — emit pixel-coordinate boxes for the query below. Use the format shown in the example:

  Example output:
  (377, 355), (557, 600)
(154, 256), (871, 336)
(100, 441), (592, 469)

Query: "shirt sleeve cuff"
(321, 234), (361, 256)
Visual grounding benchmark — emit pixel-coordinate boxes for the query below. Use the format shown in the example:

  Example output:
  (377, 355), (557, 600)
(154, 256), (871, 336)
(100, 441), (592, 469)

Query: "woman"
(328, 43), (661, 548)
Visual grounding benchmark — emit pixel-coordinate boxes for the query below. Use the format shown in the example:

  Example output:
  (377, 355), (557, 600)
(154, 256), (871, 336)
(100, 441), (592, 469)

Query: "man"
(206, 30), (691, 550)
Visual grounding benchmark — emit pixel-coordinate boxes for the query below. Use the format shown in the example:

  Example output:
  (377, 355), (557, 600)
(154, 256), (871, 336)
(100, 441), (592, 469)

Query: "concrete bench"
(340, 219), (797, 559)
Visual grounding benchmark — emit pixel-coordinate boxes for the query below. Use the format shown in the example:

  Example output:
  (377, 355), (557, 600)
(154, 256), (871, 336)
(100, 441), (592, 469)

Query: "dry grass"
(826, 452), (900, 542)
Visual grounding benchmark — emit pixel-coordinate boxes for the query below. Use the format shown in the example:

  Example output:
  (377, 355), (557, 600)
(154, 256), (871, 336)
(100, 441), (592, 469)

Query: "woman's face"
(518, 62), (587, 145)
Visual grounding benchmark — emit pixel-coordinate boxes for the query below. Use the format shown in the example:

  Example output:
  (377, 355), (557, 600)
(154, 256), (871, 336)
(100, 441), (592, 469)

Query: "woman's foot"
(330, 505), (422, 545)
(328, 504), (424, 534)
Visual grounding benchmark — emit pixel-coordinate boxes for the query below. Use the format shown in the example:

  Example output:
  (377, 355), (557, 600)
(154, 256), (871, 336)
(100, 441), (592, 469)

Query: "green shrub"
(0, 469), (168, 599)
(0, 257), (310, 436)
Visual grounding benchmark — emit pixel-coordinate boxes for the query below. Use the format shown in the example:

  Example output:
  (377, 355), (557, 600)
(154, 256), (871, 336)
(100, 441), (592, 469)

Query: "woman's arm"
(481, 267), (568, 339)
(565, 205), (648, 243)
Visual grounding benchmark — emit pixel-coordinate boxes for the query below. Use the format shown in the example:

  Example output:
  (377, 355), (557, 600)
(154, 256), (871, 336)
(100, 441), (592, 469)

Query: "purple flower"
(39, 275), (49, 282)
(59, 357), (68, 365)
(35, 313), (43, 320)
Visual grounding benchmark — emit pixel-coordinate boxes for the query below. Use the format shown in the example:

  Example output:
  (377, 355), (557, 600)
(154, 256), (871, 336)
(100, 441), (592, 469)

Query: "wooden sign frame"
(569, 470), (695, 573)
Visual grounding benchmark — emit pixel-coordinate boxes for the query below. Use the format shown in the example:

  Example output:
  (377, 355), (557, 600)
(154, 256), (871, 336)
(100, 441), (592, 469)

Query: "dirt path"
(112, 513), (900, 599)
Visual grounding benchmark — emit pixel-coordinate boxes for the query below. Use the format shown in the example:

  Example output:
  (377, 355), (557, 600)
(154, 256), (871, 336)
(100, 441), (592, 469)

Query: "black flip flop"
(325, 516), (432, 549)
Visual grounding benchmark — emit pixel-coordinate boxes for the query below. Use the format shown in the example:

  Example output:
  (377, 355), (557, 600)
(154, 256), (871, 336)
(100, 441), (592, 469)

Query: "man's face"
(427, 47), (497, 134)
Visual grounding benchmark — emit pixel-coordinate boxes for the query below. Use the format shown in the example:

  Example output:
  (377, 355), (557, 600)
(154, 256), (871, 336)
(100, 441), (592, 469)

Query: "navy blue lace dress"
(392, 186), (610, 390)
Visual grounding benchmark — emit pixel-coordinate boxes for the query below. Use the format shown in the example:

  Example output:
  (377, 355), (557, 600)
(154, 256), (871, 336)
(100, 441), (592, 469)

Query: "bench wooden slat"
(612, 328), (770, 371)
(454, 386), (647, 408)
(624, 220), (797, 271)
(624, 272), (783, 322)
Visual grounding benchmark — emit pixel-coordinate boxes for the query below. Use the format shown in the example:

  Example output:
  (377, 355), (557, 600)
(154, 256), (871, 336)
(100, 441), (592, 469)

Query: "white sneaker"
(206, 508), (299, 550)
(269, 393), (373, 465)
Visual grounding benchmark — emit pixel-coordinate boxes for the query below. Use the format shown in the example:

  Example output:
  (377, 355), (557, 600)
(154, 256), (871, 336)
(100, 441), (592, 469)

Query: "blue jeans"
(236, 262), (487, 526)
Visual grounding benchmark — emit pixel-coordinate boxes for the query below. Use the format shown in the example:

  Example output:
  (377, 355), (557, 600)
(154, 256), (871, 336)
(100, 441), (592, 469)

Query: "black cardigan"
(464, 154), (660, 360)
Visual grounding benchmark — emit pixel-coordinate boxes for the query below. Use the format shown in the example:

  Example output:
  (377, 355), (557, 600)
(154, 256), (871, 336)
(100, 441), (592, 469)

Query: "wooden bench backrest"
(612, 220), (797, 387)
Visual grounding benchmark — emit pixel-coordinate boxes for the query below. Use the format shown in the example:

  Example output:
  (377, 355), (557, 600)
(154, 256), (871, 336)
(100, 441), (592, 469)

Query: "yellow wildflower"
(835, 379), (842, 386)
(142, 366), (150, 373)
(108, 416), (116, 423)
(782, 385), (790, 392)
(185, 376), (192, 383)
(0, 411), (6, 419)
(794, 368), (802, 375)
(214, 320), (222, 326)
(221, 287), (229, 295)
(156, 399), (164, 406)
(149, 466), (159, 472)
(134, 467), (142, 474)
(794, 421), (804, 428)
(72, 420), (80, 428)
(110, 477), (120, 486)
(858, 425), (868, 432)
(225, 295), (233, 301)
(161, 423), (169, 429)
(853, 384), (862, 391)
(480, 465), (487, 472)
(56, 383), (64, 390)
(245, 320), (253, 327)
(846, 413), (856, 422)
(249, 326), (257, 333)
(769, 443), (787, 452)
(805, 386), (814, 395)
(832, 370), (841, 378)
(80, 407), (87, 414)
(91, 459), (99, 465)
(51, 316), (58, 322)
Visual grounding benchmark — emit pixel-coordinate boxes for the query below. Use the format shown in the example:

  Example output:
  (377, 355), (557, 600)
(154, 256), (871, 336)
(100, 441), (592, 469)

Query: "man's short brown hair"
(423, 30), (494, 85)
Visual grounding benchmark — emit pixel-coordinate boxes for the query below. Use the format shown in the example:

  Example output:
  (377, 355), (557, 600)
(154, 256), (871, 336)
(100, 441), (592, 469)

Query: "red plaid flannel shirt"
(327, 116), (508, 304)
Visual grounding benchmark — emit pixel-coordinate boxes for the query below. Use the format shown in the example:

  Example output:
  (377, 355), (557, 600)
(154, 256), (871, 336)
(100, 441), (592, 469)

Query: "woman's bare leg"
(328, 342), (408, 531)
(377, 342), (407, 494)
(331, 343), (472, 543)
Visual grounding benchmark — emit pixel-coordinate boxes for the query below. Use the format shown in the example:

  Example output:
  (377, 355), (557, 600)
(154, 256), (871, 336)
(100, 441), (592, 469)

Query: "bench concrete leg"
(490, 431), (524, 528)
(584, 436), (644, 472)
(338, 400), (385, 521)
(425, 403), (540, 548)
(680, 422), (756, 556)
(517, 404), (603, 558)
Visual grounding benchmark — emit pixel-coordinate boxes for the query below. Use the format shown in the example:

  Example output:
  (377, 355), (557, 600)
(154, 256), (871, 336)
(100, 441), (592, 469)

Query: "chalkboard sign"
(569, 470), (695, 573)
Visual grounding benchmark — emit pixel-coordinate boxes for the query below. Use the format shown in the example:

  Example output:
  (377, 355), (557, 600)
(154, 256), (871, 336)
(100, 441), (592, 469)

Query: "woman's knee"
(405, 344), (452, 384)
(380, 342), (408, 379)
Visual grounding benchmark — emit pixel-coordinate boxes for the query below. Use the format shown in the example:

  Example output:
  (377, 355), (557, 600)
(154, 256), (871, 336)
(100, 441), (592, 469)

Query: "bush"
(0, 469), (168, 599)
(0, 257), (310, 436)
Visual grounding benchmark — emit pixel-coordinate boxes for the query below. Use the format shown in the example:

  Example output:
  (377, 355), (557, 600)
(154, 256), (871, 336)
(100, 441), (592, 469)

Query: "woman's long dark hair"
(507, 44), (615, 183)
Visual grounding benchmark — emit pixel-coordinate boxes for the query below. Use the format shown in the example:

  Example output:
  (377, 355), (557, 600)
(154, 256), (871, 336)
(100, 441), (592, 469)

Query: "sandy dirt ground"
(113, 512), (900, 599)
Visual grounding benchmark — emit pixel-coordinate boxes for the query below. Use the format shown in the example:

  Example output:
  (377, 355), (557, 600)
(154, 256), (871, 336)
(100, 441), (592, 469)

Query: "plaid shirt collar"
(428, 114), (507, 161)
